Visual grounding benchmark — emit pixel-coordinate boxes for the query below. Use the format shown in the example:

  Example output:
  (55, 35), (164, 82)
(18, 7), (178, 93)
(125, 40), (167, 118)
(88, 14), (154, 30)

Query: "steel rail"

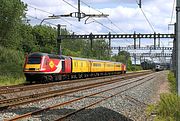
(0, 71), (150, 94)
(55, 76), (154, 121)
(5, 75), (154, 121)
(0, 72), (151, 109)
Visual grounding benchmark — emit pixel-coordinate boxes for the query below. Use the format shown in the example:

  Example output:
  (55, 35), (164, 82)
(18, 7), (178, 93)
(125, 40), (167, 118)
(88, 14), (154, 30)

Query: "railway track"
(55, 77), (152, 121)
(0, 73), (148, 110)
(0, 74), (125, 94)
(2, 71), (154, 121)
(0, 71), (151, 95)
(0, 71), (152, 110)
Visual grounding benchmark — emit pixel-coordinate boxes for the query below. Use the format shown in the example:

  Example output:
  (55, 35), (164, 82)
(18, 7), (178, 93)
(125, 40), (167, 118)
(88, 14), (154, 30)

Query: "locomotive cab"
(24, 53), (50, 72)
(24, 52), (64, 83)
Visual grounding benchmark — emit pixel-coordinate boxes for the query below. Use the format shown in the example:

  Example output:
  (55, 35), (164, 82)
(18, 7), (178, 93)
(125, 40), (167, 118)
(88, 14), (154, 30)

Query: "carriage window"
(107, 64), (113, 67)
(27, 57), (41, 64)
(93, 63), (101, 67)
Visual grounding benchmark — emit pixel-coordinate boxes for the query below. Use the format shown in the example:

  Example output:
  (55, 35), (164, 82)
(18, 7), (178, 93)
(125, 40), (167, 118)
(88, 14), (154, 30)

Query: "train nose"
(24, 64), (41, 72)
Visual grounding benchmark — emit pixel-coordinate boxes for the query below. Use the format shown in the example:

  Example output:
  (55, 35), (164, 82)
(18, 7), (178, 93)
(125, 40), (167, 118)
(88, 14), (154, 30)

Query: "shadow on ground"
(4, 106), (133, 121)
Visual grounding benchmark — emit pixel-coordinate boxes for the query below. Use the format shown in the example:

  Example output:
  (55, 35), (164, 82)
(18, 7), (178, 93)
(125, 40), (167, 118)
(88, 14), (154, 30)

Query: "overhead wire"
(27, 15), (57, 26)
(135, 0), (155, 33)
(91, 18), (117, 33)
(170, 0), (176, 24)
(62, 0), (78, 10)
(168, 0), (175, 48)
(61, 0), (118, 33)
(80, 0), (133, 45)
(140, 8), (155, 33)
(26, 4), (87, 33)
(28, 5), (53, 15)
(81, 1), (125, 33)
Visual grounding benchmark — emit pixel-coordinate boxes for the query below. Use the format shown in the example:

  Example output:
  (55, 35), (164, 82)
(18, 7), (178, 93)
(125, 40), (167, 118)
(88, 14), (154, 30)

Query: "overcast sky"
(22, 0), (175, 49)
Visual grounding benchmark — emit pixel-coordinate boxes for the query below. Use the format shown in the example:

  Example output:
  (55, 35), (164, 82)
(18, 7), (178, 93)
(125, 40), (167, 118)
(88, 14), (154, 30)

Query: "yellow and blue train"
(23, 52), (126, 83)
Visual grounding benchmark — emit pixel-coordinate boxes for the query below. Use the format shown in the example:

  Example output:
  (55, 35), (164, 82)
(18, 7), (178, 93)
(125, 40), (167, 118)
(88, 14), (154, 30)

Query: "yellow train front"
(23, 52), (126, 83)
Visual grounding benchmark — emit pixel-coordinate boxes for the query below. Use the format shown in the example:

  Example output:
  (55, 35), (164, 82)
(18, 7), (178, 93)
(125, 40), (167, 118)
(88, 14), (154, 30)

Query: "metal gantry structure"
(112, 46), (173, 64)
(58, 33), (174, 56)
(58, 33), (174, 65)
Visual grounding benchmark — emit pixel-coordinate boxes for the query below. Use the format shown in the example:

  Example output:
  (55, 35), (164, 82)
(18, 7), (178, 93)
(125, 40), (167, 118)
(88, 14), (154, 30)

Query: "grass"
(168, 71), (177, 94)
(0, 46), (26, 86)
(146, 71), (180, 121)
(0, 75), (25, 86)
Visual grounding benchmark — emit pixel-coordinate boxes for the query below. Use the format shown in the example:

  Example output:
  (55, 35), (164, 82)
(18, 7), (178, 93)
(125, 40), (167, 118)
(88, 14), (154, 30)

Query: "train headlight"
(24, 68), (29, 71)
(35, 68), (40, 71)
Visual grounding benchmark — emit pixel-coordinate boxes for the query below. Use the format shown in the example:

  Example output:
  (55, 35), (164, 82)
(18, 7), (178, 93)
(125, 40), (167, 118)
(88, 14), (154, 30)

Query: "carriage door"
(62, 60), (65, 72)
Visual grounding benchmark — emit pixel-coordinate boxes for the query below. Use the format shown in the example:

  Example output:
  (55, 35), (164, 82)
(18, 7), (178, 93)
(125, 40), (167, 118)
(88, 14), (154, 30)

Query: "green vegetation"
(0, 76), (25, 86)
(146, 71), (180, 121)
(0, 46), (25, 85)
(168, 71), (177, 94)
(0, 0), (135, 85)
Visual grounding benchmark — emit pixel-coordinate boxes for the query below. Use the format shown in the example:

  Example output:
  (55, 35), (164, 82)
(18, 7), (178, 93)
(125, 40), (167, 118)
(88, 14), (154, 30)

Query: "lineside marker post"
(176, 0), (180, 95)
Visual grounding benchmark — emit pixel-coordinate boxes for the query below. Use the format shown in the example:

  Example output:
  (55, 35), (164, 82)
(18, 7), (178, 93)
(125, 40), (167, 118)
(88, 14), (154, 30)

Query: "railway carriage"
(70, 57), (90, 78)
(91, 60), (105, 73)
(23, 52), (126, 83)
(104, 62), (114, 72)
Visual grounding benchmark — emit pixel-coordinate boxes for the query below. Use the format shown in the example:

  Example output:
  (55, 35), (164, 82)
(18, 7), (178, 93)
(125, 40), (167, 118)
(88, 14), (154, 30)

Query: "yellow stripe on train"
(25, 64), (41, 68)
(24, 64), (41, 71)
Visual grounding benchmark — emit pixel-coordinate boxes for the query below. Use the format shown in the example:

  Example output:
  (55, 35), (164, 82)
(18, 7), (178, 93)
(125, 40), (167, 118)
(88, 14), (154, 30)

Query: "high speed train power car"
(23, 52), (126, 83)
(155, 64), (164, 71)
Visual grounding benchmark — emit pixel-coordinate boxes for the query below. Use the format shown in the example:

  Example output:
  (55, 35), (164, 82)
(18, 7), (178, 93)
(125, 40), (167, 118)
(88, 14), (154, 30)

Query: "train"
(141, 61), (155, 70)
(141, 60), (170, 71)
(23, 52), (126, 83)
(155, 64), (164, 71)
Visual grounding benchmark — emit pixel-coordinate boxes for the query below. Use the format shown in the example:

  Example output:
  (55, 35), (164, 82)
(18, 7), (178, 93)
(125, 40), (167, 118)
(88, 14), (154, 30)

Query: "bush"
(0, 46), (25, 85)
(157, 94), (180, 121)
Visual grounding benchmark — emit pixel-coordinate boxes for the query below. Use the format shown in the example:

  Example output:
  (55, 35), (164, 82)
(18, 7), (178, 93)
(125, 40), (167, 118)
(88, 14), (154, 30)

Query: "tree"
(112, 51), (132, 71)
(32, 25), (57, 53)
(0, 0), (26, 49)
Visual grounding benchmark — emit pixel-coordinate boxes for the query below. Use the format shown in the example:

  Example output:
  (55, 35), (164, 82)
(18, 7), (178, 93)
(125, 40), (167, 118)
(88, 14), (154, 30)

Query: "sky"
(22, 0), (175, 63)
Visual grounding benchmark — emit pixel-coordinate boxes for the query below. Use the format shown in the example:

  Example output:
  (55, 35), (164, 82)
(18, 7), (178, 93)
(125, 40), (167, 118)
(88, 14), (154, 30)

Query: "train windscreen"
(27, 57), (41, 64)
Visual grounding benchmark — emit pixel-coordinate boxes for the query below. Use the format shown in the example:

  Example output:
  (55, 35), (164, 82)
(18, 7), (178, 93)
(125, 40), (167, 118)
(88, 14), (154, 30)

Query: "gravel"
(0, 71), (168, 121)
